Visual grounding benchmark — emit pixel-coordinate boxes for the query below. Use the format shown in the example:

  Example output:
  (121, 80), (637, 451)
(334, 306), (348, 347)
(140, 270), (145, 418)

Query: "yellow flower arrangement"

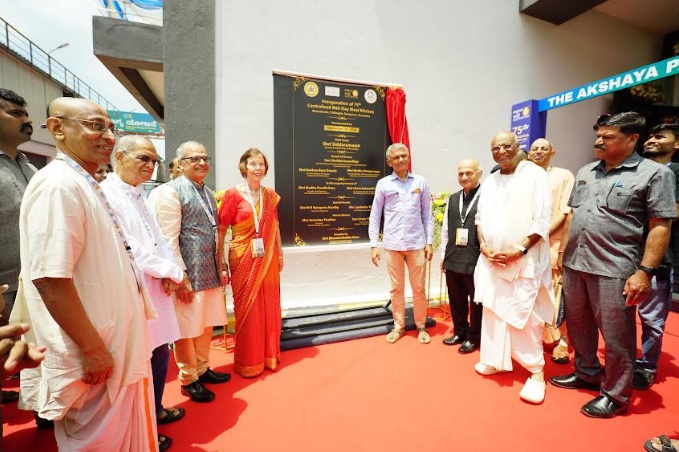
(630, 83), (665, 104)
(431, 192), (450, 251)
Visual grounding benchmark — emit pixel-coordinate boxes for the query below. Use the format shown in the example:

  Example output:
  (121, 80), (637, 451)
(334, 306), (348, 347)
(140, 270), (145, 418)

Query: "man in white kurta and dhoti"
(149, 141), (230, 404)
(101, 135), (186, 451)
(12, 98), (158, 450)
(474, 131), (554, 404)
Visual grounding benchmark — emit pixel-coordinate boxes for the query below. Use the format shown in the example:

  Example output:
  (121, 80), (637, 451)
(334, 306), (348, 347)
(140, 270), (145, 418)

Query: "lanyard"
(118, 177), (158, 254)
(243, 182), (263, 237)
(458, 188), (481, 225)
(191, 183), (216, 228)
(56, 154), (144, 289)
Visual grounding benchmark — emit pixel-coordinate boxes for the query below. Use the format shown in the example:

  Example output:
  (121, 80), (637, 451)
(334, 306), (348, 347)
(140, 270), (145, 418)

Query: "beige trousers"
(173, 326), (213, 386)
(385, 249), (428, 330)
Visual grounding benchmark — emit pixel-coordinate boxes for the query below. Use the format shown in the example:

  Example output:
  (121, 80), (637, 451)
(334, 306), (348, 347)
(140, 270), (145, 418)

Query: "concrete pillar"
(164, 0), (216, 188)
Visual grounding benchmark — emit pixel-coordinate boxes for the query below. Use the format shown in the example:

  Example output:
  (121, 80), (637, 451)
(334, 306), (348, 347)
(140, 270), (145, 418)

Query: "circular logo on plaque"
(522, 106), (530, 117)
(304, 81), (319, 97)
(364, 89), (377, 104)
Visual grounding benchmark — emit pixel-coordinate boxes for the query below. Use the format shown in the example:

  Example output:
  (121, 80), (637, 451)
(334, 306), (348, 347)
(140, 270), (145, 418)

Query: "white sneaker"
(519, 377), (546, 404)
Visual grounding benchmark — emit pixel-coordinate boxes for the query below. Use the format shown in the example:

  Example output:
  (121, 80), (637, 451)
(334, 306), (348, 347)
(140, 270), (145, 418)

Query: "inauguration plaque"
(274, 73), (389, 246)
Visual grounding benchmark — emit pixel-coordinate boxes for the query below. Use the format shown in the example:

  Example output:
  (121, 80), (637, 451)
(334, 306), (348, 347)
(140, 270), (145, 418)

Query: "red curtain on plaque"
(386, 87), (412, 171)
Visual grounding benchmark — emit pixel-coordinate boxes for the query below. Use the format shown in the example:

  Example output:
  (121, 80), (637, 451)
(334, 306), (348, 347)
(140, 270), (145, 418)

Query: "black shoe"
(34, 412), (54, 430)
(1, 390), (19, 404)
(549, 373), (600, 391)
(580, 394), (628, 418)
(159, 434), (173, 452)
(458, 341), (478, 354)
(443, 335), (464, 346)
(632, 367), (655, 390)
(198, 368), (231, 384)
(180, 381), (215, 403)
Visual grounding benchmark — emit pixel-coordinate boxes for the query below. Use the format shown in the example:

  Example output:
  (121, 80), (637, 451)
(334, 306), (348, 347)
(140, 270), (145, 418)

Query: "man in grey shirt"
(0, 89), (38, 409)
(550, 112), (676, 418)
(0, 89), (36, 326)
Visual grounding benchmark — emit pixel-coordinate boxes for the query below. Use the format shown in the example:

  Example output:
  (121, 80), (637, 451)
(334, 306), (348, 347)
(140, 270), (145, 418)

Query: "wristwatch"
(516, 245), (528, 255)
(638, 265), (657, 276)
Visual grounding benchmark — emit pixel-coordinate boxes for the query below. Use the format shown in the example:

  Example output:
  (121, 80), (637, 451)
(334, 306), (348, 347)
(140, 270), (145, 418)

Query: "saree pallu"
(220, 187), (281, 377)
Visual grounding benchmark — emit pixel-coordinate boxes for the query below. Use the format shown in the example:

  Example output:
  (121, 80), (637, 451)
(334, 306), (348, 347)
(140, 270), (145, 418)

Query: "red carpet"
(4, 308), (679, 451)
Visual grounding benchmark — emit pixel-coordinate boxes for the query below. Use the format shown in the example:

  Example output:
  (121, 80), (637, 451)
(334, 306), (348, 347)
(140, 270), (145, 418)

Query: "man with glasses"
(440, 158), (483, 354)
(101, 136), (186, 451)
(369, 143), (434, 344)
(149, 141), (229, 403)
(551, 112), (676, 418)
(14, 97), (158, 449)
(473, 131), (553, 405)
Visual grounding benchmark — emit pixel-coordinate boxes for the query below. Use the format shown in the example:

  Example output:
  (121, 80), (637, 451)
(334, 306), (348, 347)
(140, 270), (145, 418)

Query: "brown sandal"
(551, 343), (570, 364)
(644, 435), (678, 452)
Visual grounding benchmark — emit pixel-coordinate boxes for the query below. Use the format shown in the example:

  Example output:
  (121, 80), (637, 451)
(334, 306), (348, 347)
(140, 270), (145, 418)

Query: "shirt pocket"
(570, 185), (589, 208)
(405, 191), (421, 208)
(0, 179), (23, 216)
(605, 188), (633, 214)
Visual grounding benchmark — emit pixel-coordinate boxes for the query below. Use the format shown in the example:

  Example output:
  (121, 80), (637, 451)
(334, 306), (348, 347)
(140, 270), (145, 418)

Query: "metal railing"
(0, 16), (117, 111)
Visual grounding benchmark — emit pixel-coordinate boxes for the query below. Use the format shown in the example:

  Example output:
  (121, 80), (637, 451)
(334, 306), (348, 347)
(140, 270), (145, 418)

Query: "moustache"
(594, 145), (605, 150)
(21, 125), (33, 134)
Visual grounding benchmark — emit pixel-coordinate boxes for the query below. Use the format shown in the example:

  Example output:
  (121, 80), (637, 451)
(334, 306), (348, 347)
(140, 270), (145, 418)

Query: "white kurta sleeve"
(149, 184), (186, 271)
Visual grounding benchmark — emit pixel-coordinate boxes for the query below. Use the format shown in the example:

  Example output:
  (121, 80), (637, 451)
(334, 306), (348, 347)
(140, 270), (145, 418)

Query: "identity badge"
(251, 238), (265, 258)
(455, 228), (469, 247)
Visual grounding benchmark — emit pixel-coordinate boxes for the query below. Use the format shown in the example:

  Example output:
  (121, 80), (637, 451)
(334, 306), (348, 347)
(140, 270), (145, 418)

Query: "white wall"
(214, 0), (661, 309)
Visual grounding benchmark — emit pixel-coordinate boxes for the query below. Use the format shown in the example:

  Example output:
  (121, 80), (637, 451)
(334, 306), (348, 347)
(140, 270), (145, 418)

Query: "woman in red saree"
(218, 148), (283, 378)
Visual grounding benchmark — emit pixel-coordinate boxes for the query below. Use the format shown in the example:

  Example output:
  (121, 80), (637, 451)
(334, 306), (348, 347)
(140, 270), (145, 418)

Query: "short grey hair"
(176, 141), (206, 159)
(386, 143), (408, 159)
(112, 135), (155, 170)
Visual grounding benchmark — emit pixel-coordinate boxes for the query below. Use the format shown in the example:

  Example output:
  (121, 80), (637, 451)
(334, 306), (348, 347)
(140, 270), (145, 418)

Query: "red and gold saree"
(219, 187), (281, 377)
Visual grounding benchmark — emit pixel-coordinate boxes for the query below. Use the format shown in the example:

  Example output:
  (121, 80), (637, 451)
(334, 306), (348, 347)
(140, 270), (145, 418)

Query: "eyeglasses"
(124, 151), (158, 166)
(56, 117), (117, 135)
(180, 155), (211, 164)
(491, 144), (515, 153)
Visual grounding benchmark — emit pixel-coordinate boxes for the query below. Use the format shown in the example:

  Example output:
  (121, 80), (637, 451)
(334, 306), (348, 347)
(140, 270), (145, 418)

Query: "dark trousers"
(563, 267), (636, 405)
(151, 344), (171, 417)
(445, 270), (482, 344)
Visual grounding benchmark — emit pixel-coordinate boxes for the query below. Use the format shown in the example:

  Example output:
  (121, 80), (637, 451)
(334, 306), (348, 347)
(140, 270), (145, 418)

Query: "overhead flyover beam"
(92, 16), (164, 123)
(519, 0), (607, 25)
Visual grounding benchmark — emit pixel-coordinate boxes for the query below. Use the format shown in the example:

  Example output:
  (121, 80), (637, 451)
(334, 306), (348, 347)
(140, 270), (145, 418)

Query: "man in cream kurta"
(474, 131), (553, 404)
(13, 98), (157, 450)
(101, 135), (186, 450)
(149, 141), (229, 403)
(528, 138), (575, 363)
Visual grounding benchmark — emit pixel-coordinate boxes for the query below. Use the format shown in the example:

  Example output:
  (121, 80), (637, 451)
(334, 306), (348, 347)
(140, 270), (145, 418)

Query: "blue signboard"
(108, 110), (162, 134)
(538, 54), (679, 111)
(510, 100), (545, 151)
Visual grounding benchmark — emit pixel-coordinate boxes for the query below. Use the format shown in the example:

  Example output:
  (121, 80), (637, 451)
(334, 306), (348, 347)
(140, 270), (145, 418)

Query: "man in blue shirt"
(368, 143), (434, 344)
(634, 123), (679, 390)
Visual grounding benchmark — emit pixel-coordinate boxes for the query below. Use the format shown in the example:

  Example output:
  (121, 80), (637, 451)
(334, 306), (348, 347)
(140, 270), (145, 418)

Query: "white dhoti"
(54, 376), (158, 452)
(479, 306), (545, 373)
(474, 160), (554, 375)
